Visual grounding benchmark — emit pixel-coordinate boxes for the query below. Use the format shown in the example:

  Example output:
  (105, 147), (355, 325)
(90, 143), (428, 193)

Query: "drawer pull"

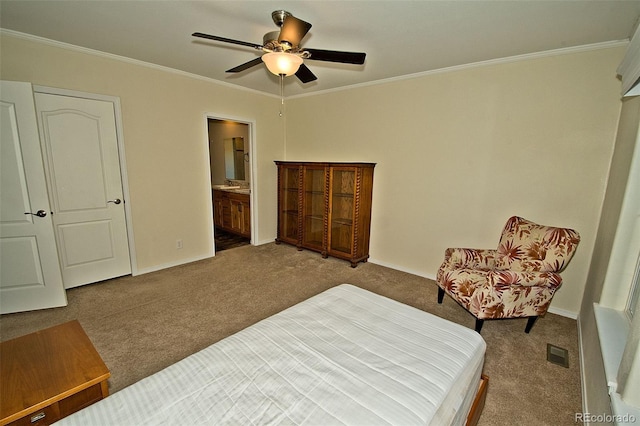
(31, 412), (46, 423)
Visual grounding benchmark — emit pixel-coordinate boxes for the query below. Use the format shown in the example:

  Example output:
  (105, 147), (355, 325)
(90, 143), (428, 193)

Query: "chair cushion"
(495, 216), (580, 273)
(438, 268), (562, 319)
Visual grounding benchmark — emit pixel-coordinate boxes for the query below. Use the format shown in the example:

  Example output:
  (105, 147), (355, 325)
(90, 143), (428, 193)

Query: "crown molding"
(0, 28), (280, 99)
(1, 28), (628, 100)
(289, 39), (629, 99)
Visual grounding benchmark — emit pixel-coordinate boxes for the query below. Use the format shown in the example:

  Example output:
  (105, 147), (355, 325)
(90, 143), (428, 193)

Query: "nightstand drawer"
(58, 382), (105, 417)
(6, 405), (60, 426)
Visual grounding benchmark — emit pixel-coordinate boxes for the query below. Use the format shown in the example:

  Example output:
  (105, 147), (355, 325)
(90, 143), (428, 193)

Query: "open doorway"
(207, 118), (253, 252)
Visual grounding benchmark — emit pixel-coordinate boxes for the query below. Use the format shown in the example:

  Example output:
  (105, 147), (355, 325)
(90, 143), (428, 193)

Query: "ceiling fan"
(192, 10), (366, 83)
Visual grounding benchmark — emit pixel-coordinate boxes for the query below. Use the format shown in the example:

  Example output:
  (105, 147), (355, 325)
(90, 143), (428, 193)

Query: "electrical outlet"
(176, 239), (183, 249)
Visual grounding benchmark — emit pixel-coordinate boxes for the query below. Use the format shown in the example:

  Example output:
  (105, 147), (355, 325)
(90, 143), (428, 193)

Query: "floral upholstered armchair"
(436, 216), (580, 333)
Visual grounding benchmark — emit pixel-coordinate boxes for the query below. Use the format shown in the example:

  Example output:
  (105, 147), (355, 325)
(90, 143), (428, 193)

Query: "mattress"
(56, 284), (486, 425)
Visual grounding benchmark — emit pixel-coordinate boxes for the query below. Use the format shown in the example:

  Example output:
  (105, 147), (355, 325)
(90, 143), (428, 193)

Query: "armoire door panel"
(277, 164), (302, 245)
(302, 166), (326, 251)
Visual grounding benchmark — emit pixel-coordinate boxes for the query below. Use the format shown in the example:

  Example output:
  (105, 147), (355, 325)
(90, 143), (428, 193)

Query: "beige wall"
(1, 32), (627, 317)
(285, 46), (626, 316)
(0, 33), (284, 272)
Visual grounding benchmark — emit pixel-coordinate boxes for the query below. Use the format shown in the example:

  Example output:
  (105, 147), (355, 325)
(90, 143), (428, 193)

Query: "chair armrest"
(443, 248), (497, 270)
(490, 270), (563, 289)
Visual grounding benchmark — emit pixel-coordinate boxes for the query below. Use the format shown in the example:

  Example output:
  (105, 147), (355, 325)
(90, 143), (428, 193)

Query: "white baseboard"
(548, 305), (578, 319)
(133, 239), (276, 276)
(134, 253), (214, 276)
(367, 257), (436, 281)
(577, 315), (589, 423)
(369, 257), (578, 319)
(254, 238), (276, 246)
(135, 250), (578, 319)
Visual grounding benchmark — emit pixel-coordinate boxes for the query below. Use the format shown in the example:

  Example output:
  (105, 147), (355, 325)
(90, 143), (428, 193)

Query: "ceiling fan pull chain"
(279, 74), (285, 117)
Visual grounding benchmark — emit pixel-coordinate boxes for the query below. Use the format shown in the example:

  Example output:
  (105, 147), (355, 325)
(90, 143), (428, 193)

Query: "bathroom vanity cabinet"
(275, 161), (375, 267)
(213, 190), (250, 238)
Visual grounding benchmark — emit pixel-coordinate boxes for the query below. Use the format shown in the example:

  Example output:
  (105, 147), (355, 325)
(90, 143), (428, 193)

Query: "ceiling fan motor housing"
(263, 31), (280, 50)
(271, 10), (292, 27)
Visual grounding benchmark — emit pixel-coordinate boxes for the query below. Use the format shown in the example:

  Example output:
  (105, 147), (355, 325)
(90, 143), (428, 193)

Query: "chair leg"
(475, 318), (484, 333)
(437, 287), (445, 304)
(525, 316), (538, 333)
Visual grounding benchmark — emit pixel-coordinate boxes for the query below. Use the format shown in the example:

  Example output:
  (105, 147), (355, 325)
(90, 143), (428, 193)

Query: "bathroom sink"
(212, 185), (241, 190)
(232, 188), (251, 194)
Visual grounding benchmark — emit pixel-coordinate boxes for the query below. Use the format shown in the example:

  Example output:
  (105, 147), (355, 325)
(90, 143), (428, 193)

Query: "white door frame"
(34, 85), (138, 275)
(204, 112), (257, 254)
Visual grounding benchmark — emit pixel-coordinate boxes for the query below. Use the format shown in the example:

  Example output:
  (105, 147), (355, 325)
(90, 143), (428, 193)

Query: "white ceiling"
(1, 1), (639, 97)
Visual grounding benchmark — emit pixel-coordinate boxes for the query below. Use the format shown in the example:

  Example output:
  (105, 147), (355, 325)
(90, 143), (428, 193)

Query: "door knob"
(25, 210), (47, 218)
(107, 198), (122, 205)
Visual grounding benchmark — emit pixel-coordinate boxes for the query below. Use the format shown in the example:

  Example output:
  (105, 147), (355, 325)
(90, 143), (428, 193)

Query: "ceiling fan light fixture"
(262, 52), (303, 76)
(193, 10), (365, 85)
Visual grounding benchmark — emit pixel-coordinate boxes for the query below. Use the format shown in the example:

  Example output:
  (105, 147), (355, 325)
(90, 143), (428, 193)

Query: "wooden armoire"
(275, 161), (375, 267)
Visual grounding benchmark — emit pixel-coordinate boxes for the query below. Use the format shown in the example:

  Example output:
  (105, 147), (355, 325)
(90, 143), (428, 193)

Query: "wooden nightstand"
(0, 320), (110, 425)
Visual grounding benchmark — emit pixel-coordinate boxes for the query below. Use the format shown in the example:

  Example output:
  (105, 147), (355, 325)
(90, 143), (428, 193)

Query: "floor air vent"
(547, 343), (569, 368)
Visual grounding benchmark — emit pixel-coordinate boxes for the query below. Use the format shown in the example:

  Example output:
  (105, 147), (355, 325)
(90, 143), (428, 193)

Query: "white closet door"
(0, 81), (67, 314)
(35, 93), (131, 288)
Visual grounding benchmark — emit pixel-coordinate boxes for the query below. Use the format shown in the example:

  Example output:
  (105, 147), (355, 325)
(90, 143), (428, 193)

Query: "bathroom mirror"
(224, 137), (246, 180)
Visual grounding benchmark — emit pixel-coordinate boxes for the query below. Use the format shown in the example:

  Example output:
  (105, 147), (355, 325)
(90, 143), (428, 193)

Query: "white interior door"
(0, 81), (67, 314)
(35, 93), (131, 289)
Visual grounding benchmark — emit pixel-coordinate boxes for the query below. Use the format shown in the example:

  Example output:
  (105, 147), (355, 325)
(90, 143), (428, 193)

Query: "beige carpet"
(0, 243), (583, 425)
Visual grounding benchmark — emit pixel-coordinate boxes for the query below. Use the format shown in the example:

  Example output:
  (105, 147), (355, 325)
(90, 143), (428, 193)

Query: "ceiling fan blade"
(305, 48), (366, 65)
(226, 57), (264, 73)
(295, 64), (317, 83)
(192, 32), (262, 50)
(278, 16), (312, 48)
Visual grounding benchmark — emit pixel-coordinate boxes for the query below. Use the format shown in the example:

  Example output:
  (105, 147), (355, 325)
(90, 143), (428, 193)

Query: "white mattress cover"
(56, 284), (486, 425)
